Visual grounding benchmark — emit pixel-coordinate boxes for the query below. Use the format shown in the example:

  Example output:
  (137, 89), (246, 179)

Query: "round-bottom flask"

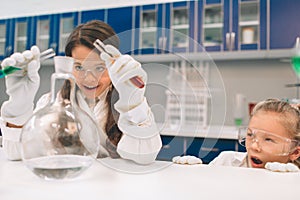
(20, 56), (100, 180)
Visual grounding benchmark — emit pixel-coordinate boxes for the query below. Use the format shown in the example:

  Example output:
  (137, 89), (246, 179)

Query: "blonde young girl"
(209, 99), (300, 171)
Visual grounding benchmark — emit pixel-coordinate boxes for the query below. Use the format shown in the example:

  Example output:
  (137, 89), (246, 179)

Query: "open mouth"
(83, 85), (99, 90)
(251, 157), (263, 164)
(250, 156), (264, 168)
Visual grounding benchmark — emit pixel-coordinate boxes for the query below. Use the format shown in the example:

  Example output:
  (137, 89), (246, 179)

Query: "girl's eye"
(95, 65), (105, 72)
(246, 132), (254, 138)
(264, 137), (275, 143)
(75, 65), (84, 71)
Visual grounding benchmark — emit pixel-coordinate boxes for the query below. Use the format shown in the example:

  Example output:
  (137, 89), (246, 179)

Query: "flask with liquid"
(20, 56), (100, 180)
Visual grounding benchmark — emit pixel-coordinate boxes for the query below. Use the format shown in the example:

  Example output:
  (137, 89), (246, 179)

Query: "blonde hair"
(251, 99), (300, 167)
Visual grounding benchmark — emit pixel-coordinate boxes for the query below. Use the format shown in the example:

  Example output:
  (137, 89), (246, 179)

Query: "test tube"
(0, 48), (56, 78)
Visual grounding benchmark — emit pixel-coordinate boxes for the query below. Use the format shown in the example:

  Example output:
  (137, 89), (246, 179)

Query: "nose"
(250, 138), (262, 152)
(84, 70), (98, 81)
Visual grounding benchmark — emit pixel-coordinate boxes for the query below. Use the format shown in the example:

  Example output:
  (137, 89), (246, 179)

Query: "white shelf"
(239, 20), (259, 26)
(203, 23), (223, 29)
(140, 27), (157, 32)
(133, 49), (294, 63)
(171, 24), (189, 29)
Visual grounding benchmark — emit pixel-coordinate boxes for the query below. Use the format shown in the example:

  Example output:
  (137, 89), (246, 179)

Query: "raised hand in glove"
(100, 45), (147, 113)
(1, 46), (41, 126)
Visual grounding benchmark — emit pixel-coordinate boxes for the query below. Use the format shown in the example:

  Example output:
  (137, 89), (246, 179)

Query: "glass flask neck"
(50, 72), (77, 105)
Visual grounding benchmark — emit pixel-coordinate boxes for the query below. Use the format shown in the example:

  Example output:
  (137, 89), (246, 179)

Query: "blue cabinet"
(81, 9), (106, 24)
(270, 0), (300, 49)
(134, 1), (196, 55)
(32, 15), (56, 52)
(157, 135), (244, 164)
(0, 19), (11, 59)
(199, 0), (267, 52)
(186, 137), (240, 164)
(54, 12), (79, 55)
(107, 7), (134, 54)
(157, 136), (185, 161)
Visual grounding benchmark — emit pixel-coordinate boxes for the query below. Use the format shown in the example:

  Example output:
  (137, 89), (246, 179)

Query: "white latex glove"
(265, 162), (300, 172)
(172, 155), (203, 165)
(1, 46), (41, 125)
(100, 45), (147, 113)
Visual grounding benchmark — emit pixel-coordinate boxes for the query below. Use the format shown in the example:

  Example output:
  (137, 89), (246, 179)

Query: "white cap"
(54, 56), (74, 74)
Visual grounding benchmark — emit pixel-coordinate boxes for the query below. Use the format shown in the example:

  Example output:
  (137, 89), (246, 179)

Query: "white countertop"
(159, 124), (239, 139)
(0, 148), (299, 200)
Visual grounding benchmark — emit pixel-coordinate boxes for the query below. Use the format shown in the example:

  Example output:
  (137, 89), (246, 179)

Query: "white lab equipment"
(165, 60), (210, 129)
(20, 56), (101, 180)
(233, 93), (246, 126)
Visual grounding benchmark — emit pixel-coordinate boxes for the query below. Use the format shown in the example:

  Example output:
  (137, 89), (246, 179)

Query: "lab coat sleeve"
(209, 151), (247, 167)
(116, 98), (162, 165)
(0, 94), (50, 161)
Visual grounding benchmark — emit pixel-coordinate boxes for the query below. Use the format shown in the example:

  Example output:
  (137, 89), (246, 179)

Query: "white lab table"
(0, 148), (299, 200)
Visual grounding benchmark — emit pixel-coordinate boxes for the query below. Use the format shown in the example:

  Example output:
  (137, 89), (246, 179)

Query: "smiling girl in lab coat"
(209, 99), (300, 171)
(0, 20), (162, 164)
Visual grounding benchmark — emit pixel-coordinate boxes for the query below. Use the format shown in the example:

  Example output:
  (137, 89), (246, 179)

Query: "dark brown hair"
(62, 20), (122, 156)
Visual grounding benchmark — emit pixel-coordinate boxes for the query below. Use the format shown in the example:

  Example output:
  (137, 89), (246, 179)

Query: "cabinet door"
(33, 15), (52, 52)
(232, 0), (267, 51)
(200, 0), (224, 51)
(0, 20), (8, 59)
(270, 0), (300, 49)
(13, 17), (32, 53)
(200, 0), (266, 52)
(107, 7), (133, 54)
(186, 137), (239, 164)
(134, 4), (163, 55)
(169, 1), (196, 53)
(81, 9), (106, 24)
(56, 12), (78, 55)
(156, 136), (185, 161)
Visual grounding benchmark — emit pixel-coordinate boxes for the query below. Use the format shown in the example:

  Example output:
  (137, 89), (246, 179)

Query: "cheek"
(98, 71), (111, 86)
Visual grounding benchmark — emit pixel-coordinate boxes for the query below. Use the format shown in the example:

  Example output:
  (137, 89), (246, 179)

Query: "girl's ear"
(289, 146), (300, 161)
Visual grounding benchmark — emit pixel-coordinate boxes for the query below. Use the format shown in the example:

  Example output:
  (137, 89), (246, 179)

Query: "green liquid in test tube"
(292, 56), (300, 78)
(0, 66), (22, 78)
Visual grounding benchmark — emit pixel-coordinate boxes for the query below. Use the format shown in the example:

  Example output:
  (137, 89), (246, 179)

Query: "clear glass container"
(20, 56), (100, 180)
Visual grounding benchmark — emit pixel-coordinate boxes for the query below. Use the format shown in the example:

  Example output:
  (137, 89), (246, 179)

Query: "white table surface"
(0, 148), (299, 200)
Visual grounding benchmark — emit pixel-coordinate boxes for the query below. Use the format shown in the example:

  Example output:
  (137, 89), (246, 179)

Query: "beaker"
(20, 56), (100, 180)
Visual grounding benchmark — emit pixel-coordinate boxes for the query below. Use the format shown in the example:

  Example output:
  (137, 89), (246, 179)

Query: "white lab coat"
(209, 151), (249, 167)
(0, 89), (162, 165)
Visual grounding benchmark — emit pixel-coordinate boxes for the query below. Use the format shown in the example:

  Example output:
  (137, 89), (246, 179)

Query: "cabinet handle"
(163, 37), (167, 51)
(162, 144), (171, 149)
(5, 46), (12, 56)
(226, 33), (231, 51)
(201, 147), (219, 152)
(230, 32), (236, 50)
(50, 43), (57, 49)
(159, 37), (164, 50)
(159, 37), (167, 52)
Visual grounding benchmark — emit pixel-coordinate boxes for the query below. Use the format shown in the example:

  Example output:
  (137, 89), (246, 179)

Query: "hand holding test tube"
(1, 46), (55, 125)
(93, 39), (145, 89)
(0, 48), (55, 78)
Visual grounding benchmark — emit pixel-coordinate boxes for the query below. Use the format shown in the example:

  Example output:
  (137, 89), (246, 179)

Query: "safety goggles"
(73, 63), (106, 79)
(238, 127), (299, 156)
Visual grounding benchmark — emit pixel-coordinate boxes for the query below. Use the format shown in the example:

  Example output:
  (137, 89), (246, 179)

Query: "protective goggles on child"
(73, 63), (106, 79)
(238, 127), (299, 156)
